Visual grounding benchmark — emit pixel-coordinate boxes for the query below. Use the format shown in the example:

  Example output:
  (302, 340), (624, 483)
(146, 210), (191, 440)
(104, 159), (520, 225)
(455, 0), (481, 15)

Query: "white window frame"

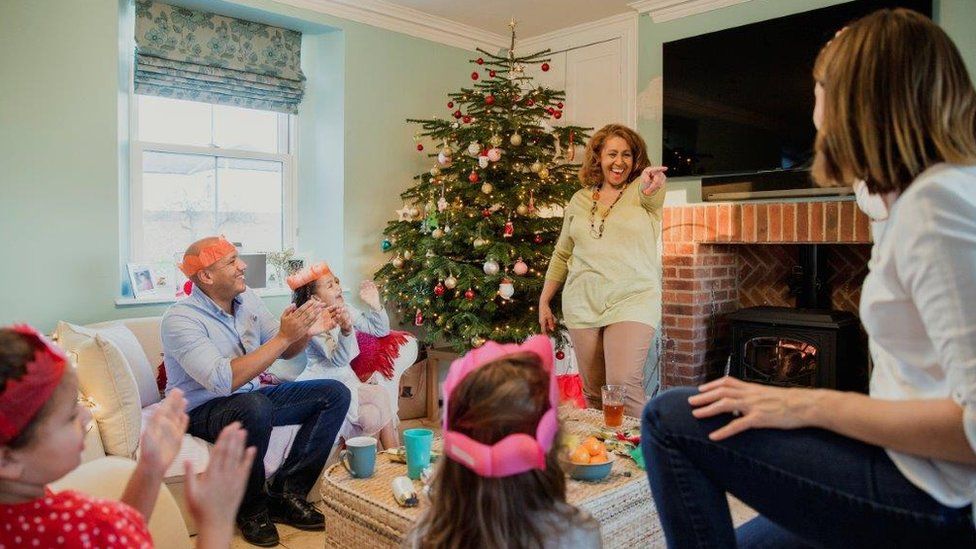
(127, 97), (299, 267)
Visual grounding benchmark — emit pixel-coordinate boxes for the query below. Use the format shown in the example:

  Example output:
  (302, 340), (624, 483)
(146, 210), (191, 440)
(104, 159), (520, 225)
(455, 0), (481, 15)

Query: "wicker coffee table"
(319, 407), (660, 548)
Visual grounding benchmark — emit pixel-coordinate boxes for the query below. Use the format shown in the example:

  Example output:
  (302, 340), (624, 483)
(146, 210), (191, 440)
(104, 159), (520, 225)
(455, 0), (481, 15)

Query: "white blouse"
(860, 163), (976, 510)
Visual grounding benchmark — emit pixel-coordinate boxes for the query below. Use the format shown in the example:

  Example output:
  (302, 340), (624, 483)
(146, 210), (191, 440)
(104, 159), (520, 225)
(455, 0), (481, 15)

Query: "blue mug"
(403, 428), (433, 480)
(340, 436), (377, 479)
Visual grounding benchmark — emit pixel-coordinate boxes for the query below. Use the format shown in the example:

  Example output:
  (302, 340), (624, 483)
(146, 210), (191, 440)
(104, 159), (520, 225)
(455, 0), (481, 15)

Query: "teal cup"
(340, 436), (377, 479)
(403, 428), (434, 480)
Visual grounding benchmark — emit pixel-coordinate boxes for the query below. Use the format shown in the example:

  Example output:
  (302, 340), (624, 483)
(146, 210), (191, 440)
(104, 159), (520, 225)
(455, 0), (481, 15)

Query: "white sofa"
(56, 316), (418, 536)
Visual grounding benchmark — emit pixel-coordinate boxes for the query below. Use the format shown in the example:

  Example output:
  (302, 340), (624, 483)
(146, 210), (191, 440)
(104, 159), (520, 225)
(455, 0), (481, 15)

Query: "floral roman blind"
(134, 0), (305, 114)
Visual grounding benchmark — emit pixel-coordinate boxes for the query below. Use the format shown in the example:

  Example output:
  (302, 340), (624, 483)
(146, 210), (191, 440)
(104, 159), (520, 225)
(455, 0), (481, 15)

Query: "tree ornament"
(434, 282), (446, 296)
(538, 167), (550, 180)
(444, 275), (458, 289)
(409, 206), (420, 218)
(530, 161), (542, 173)
(381, 239), (392, 251)
(534, 233), (544, 244)
(541, 62), (550, 72)
(513, 258), (528, 275)
(392, 256), (404, 268)
(467, 142), (481, 156)
(416, 143), (424, 151)
(403, 250), (414, 260)
(447, 101), (454, 108)
(557, 102), (564, 109)
(453, 109), (462, 119)
(476, 57), (484, 65)
(487, 148), (502, 162)
(396, 205), (412, 221)
(489, 134), (503, 147)
(526, 98), (535, 107)
(468, 171), (479, 183)
(516, 203), (529, 216)
(481, 208), (491, 218)
(498, 278), (514, 300)
(470, 71), (479, 80)
(503, 220), (514, 238)
(471, 335), (486, 347)
(554, 110), (562, 119)
(426, 249), (436, 258)
(483, 259), (500, 275)
(432, 228), (444, 239)
(414, 309), (424, 326)
(489, 70), (496, 78)
(473, 237), (487, 248)
(438, 152), (453, 167)
(510, 133), (522, 147)
(429, 166), (440, 177)
(481, 182), (494, 194)
(555, 350), (566, 360)
(528, 190), (536, 213)
(462, 115), (472, 124)
(485, 94), (495, 106)
(478, 155), (489, 169)
(464, 288), (475, 301)
(547, 107), (555, 115)
(437, 196), (448, 212)
(444, 224), (452, 233)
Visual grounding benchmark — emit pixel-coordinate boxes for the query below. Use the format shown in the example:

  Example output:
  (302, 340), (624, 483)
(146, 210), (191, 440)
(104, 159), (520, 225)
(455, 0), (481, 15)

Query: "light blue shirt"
(161, 286), (278, 410)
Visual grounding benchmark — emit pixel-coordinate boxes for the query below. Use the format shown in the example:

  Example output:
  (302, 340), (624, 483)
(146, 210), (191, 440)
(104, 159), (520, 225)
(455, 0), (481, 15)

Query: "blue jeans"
(642, 387), (975, 548)
(188, 379), (351, 518)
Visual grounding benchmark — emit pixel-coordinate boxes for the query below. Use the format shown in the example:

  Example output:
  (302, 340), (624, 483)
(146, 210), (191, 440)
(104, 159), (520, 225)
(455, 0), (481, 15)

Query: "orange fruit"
(591, 449), (609, 463)
(570, 446), (591, 464)
(582, 437), (604, 456)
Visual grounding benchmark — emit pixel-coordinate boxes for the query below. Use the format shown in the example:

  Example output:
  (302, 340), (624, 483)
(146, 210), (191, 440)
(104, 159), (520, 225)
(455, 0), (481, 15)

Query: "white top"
(860, 163), (976, 511)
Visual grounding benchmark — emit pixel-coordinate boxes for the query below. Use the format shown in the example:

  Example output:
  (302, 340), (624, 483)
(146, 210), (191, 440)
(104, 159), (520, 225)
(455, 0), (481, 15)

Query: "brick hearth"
(660, 200), (873, 388)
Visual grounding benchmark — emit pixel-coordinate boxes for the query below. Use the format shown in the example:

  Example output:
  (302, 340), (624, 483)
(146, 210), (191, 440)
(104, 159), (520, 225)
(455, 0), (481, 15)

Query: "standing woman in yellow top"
(540, 124), (668, 417)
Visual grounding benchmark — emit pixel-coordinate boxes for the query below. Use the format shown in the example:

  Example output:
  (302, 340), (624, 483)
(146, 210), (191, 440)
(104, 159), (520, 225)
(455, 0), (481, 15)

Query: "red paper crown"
(0, 325), (68, 445)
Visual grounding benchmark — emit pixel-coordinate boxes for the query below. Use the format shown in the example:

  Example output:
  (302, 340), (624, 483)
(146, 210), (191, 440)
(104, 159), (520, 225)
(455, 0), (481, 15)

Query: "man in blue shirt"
(162, 236), (350, 547)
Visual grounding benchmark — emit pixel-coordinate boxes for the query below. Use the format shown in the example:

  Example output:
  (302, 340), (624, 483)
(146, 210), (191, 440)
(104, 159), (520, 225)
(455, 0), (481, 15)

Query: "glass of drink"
(602, 385), (626, 427)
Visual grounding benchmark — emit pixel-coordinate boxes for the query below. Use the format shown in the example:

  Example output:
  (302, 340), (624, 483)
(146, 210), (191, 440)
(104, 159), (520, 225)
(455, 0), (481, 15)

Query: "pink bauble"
(487, 148), (502, 162)
(513, 260), (528, 276)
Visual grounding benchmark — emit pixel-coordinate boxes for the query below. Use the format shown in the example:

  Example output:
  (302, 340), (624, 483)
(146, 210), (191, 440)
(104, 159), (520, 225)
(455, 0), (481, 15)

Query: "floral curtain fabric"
(134, 0), (305, 114)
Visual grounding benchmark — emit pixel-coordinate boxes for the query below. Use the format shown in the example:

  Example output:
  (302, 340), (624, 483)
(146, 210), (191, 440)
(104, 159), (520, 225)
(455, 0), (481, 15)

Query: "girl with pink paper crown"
(287, 262), (403, 449)
(406, 336), (602, 548)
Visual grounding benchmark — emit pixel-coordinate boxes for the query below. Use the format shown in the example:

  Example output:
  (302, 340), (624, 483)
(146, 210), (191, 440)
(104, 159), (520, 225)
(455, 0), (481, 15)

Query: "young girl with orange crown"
(0, 325), (255, 548)
(405, 335), (602, 549)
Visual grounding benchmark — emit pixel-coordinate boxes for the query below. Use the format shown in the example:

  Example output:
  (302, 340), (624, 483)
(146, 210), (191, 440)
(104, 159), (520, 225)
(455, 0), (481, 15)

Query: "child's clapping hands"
(360, 280), (382, 311)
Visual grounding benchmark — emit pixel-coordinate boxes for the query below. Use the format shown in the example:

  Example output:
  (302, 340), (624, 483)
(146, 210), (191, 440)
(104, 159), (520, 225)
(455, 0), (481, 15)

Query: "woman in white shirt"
(642, 9), (976, 548)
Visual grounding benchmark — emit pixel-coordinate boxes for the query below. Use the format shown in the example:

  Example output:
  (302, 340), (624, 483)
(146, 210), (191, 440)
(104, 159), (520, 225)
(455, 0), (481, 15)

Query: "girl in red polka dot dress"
(0, 325), (255, 548)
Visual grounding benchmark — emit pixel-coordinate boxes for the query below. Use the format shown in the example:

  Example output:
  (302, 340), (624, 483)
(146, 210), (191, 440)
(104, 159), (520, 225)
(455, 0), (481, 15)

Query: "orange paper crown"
(287, 261), (333, 291)
(178, 237), (236, 277)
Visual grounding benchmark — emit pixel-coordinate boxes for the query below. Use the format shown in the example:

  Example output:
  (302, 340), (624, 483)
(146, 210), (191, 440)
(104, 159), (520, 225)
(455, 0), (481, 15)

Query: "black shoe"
(237, 509), (280, 547)
(268, 493), (325, 531)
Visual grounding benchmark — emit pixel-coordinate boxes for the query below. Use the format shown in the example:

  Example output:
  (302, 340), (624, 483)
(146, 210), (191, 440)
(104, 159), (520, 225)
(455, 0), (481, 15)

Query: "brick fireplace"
(659, 200), (873, 388)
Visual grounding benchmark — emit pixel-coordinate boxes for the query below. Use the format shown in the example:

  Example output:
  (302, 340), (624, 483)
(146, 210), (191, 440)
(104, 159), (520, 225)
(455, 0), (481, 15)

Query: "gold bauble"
(403, 250), (413, 260)
(392, 257), (404, 268)
(510, 133), (522, 146)
(516, 203), (529, 215)
(538, 167), (550, 179)
(481, 182), (493, 194)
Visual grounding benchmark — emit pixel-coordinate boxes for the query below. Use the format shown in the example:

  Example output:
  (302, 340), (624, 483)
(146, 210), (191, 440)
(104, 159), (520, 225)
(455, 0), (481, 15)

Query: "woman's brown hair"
(812, 8), (976, 194)
(578, 124), (651, 186)
(409, 352), (577, 549)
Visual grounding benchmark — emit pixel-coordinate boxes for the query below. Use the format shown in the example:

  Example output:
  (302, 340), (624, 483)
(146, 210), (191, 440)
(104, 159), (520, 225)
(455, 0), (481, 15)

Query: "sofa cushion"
(57, 322), (143, 458)
(67, 321), (160, 406)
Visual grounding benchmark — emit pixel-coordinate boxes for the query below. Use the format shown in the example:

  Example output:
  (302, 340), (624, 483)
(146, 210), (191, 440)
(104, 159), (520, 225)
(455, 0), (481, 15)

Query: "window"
(130, 95), (297, 286)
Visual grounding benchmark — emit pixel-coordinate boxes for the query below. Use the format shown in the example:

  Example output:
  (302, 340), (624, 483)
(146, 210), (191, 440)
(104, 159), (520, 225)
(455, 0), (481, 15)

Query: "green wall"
(636, 0), (976, 204)
(0, 0), (470, 331)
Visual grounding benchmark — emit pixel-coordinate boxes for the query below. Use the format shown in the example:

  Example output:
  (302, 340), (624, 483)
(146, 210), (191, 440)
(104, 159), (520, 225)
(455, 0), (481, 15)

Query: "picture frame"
(127, 263), (161, 299)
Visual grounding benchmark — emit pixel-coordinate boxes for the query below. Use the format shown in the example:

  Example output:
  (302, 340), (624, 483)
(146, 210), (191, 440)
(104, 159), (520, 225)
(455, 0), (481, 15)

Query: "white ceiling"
(382, 0), (636, 38)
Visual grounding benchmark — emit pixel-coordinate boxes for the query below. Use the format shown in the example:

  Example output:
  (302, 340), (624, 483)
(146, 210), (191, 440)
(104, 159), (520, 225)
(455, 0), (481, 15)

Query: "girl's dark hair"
(292, 279), (316, 308)
(0, 329), (50, 448)
(411, 352), (578, 549)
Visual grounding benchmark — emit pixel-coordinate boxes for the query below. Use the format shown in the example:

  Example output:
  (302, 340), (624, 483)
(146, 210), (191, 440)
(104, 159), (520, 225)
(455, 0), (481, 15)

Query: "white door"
(565, 39), (623, 131)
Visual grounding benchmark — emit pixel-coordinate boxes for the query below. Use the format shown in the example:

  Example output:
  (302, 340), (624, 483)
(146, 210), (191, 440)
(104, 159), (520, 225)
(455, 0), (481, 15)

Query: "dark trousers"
(642, 387), (975, 548)
(188, 379), (351, 518)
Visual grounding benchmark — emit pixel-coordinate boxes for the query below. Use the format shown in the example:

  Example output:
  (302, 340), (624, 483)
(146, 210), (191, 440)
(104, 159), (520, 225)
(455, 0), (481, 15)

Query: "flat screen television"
(662, 0), (932, 198)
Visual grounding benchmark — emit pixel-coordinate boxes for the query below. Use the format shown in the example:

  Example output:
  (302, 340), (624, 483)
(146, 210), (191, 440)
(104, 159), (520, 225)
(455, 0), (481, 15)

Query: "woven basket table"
(319, 407), (660, 548)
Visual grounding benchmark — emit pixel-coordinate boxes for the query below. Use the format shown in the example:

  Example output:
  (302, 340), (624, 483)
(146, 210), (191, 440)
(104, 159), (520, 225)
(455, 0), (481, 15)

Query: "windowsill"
(114, 287), (292, 307)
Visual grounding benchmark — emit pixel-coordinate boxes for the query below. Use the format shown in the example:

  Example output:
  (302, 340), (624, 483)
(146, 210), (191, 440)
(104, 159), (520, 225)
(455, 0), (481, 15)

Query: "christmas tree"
(375, 21), (588, 352)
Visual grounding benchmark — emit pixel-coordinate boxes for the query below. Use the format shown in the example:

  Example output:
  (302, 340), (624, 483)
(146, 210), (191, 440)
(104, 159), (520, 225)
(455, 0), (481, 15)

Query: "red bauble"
(476, 57), (484, 65)
(462, 115), (472, 123)
(502, 220), (514, 237)
(555, 350), (566, 360)
(464, 288), (475, 301)
(447, 101), (454, 108)
(547, 107), (555, 115)
(414, 309), (424, 326)
(557, 102), (564, 109)
(482, 208), (491, 218)
(453, 109), (462, 119)
(541, 62), (550, 72)
(416, 143), (424, 151)
(526, 98), (535, 107)
(434, 282), (446, 296)
(470, 71), (479, 80)
(534, 234), (544, 244)
(485, 94), (495, 105)
(489, 70), (496, 78)
(468, 171), (479, 183)
(554, 111), (562, 119)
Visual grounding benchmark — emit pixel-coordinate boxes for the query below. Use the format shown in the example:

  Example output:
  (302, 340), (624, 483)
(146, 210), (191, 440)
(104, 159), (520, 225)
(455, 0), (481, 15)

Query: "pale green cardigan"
(545, 181), (665, 329)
